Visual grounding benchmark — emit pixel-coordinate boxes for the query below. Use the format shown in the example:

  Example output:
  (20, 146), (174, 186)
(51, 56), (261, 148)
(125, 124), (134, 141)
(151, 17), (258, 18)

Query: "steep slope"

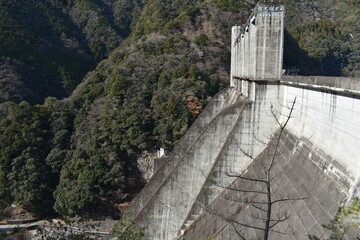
(0, 0), (144, 104)
(0, 0), (256, 218)
(51, 0), (256, 217)
(283, 0), (360, 77)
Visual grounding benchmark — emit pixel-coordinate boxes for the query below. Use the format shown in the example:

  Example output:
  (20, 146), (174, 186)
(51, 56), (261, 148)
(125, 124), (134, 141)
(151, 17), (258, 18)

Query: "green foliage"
(288, 20), (350, 76)
(43, 9), (70, 36)
(113, 0), (145, 37)
(162, 35), (190, 54)
(210, 0), (250, 11)
(309, 198), (360, 239)
(113, 212), (144, 240)
(0, 102), (56, 217)
(0, 0), (243, 218)
(168, 5), (201, 28)
(0, 0), (142, 104)
(53, 101), (130, 215)
(195, 237), (213, 240)
(193, 34), (208, 47)
(89, 40), (107, 62)
(284, 0), (360, 77)
(74, 0), (99, 10)
(0, 0), (97, 102)
(53, 175), (95, 216)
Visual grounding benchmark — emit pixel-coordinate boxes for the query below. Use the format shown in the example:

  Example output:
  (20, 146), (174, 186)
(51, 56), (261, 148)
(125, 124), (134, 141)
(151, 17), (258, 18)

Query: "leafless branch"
(234, 138), (255, 160)
(231, 222), (246, 240)
(281, 98), (297, 130)
(222, 195), (268, 205)
(269, 215), (290, 229)
(226, 172), (267, 183)
(270, 104), (283, 128)
(202, 98), (302, 240)
(217, 184), (268, 194)
(269, 107), (296, 120)
(252, 132), (268, 146)
(268, 97), (296, 174)
(269, 228), (293, 235)
(251, 203), (267, 212)
(205, 207), (266, 232)
(271, 197), (308, 205)
(199, 199), (265, 233)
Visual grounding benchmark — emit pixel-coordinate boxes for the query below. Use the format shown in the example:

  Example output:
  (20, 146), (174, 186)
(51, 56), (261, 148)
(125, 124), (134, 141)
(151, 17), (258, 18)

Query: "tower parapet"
(231, 1), (285, 87)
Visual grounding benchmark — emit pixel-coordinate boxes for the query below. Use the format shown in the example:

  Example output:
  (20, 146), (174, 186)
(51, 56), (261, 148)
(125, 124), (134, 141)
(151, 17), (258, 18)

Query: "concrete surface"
(132, 82), (359, 240)
(231, 2), (285, 81)
(282, 76), (360, 96)
(180, 130), (349, 240)
(131, 88), (242, 218)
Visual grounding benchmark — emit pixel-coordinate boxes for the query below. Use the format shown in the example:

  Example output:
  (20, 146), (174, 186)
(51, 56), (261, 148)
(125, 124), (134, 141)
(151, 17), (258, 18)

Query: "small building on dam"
(130, 1), (360, 239)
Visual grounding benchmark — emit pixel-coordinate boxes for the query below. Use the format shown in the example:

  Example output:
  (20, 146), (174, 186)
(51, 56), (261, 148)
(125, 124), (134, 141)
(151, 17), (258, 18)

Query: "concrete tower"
(231, 1), (285, 83)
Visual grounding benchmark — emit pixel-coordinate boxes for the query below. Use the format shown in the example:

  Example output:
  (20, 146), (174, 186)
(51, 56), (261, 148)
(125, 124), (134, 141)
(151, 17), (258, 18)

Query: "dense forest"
(0, 0), (144, 103)
(284, 0), (360, 76)
(0, 0), (359, 220)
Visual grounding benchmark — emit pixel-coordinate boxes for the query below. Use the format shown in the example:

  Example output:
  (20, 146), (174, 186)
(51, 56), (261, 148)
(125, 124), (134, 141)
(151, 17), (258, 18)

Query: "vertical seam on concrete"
(132, 88), (232, 217)
(133, 96), (246, 223)
(177, 100), (249, 237)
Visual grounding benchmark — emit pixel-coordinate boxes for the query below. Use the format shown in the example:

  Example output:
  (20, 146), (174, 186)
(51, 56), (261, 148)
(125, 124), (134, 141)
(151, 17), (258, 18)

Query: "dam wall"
(131, 85), (287, 239)
(179, 78), (360, 239)
(131, 77), (360, 240)
(180, 129), (351, 240)
(282, 77), (360, 185)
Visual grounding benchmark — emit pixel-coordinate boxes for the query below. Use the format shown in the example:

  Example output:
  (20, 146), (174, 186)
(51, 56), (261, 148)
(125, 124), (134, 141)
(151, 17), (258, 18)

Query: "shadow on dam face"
(181, 129), (350, 240)
(131, 81), (360, 240)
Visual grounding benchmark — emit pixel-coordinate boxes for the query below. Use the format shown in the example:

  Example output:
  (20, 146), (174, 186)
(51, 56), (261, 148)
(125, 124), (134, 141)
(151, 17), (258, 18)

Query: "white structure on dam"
(230, 1), (285, 86)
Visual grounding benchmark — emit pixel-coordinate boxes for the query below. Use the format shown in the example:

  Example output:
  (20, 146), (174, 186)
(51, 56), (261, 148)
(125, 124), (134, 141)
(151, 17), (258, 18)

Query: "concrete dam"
(131, 1), (360, 239)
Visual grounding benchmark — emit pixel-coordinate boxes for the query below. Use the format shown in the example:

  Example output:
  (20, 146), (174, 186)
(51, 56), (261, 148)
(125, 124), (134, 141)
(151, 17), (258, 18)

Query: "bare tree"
(203, 97), (307, 240)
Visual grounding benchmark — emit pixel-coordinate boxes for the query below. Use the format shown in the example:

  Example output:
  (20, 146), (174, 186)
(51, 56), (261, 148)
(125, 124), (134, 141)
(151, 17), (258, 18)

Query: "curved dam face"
(131, 77), (360, 240)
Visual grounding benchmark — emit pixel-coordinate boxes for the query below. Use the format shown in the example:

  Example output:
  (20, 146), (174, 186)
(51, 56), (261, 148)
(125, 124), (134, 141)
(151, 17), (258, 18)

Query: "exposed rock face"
(137, 151), (160, 182)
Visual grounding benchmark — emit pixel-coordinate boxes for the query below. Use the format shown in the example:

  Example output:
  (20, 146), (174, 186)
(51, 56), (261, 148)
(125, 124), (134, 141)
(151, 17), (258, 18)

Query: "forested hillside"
(0, 0), (359, 220)
(0, 0), (144, 104)
(284, 0), (359, 76)
(0, 0), (255, 218)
